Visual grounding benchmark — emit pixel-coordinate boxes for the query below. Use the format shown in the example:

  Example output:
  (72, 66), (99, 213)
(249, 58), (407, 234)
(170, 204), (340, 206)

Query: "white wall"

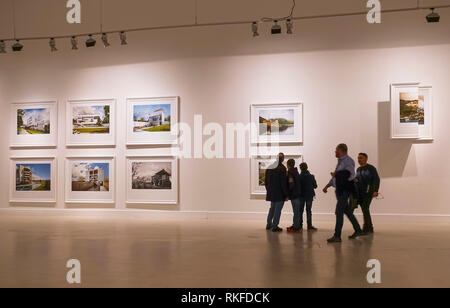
(1, 7), (450, 215)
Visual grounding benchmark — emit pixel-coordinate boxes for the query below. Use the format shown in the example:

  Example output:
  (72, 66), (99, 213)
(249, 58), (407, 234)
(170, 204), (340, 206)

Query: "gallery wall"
(1, 7), (450, 216)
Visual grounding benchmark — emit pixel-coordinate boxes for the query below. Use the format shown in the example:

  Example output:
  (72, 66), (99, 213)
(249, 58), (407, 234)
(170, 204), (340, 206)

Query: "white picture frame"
(250, 154), (303, 196)
(66, 99), (116, 147)
(126, 97), (179, 146)
(126, 156), (179, 205)
(10, 101), (58, 148)
(65, 156), (115, 204)
(251, 103), (303, 145)
(10, 157), (57, 203)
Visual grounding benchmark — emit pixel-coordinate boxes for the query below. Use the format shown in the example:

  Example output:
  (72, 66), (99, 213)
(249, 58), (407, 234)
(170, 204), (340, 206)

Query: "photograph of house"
(71, 163), (110, 191)
(133, 104), (171, 132)
(15, 164), (51, 191)
(72, 105), (110, 134)
(132, 162), (172, 190)
(17, 108), (50, 135)
(258, 108), (295, 136)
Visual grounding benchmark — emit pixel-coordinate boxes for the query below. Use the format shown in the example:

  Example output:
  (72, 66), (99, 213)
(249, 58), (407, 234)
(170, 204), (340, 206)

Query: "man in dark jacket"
(298, 163), (318, 231)
(286, 159), (302, 233)
(352, 153), (381, 234)
(265, 153), (288, 232)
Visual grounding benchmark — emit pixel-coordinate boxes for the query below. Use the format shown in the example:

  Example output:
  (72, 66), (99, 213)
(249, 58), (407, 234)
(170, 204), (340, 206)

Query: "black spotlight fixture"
(49, 38), (57, 52)
(252, 22), (259, 37)
(85, 34), (96, 48)
(12, 40), (23, 52)
(119, 31), (127, 45)
(286, 19), (293, 34)
(426, 8), (440, 23)
(101, 33), (110, 47)
(271, 20), (282, 35)
(0, 40), (6, 54)
(71, 36), (78, 50)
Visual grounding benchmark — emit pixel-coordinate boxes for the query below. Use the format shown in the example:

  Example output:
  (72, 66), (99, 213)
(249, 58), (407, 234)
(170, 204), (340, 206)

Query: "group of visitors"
(265, 143), (380, 243)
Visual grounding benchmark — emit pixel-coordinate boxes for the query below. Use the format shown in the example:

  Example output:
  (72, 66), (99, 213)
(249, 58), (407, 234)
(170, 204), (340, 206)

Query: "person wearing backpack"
(298, 163), (318, 231)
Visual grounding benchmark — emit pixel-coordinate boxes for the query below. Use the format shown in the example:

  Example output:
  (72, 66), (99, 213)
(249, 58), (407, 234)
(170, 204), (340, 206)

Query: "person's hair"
(337, 143), (348, 153)
(359, 153), (368, 159)
(300, 163), (308, 171)
(287, 159), (295, 168)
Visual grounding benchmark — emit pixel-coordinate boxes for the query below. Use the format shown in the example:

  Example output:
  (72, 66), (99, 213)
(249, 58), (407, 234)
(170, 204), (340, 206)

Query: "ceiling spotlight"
(120, 31), (127, 45)
(286, 19), (293, 34)
(85, 35), (96, 48)
(426, 8), (440, 23)
(271, 20), (282, 35)
(252, 22), (259, 37)
(12, 40), (23, 52)
(101, 33), (110, 47)
(0, 40), (6, 54)
(71, 36), (78, 50)
(49, 38), (57, 52)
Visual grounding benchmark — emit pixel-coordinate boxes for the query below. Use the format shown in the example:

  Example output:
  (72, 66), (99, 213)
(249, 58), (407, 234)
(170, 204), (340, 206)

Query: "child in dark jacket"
(298, 163), (318, 231)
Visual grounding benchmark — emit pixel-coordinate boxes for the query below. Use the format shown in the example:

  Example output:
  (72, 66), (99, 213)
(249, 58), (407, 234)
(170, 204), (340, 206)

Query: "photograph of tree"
(132, 162), (172, 190)
(400, 92), (423, 123)
(15, 164), (51, 191)
(258, 109), (295, 136)
(17, 108), (50, 135)
(72, 105), (110, 134)
(71, 163), (110, 192)
(133, 104), (171, 133)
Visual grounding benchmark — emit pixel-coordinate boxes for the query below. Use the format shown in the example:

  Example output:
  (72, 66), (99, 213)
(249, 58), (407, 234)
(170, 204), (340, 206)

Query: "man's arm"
(265, 169), (271, 190)
(371, 165), (381, 194)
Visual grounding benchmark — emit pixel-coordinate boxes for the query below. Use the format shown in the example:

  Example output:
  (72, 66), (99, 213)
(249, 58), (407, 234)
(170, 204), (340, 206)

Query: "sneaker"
(272, 227), (283, 232)
(327, 236), (342, 243)
(266, 225), (272, 230)
(348, 230), (367, 239)
(307, 226), (318, 231)
(364, 226), (374, 234)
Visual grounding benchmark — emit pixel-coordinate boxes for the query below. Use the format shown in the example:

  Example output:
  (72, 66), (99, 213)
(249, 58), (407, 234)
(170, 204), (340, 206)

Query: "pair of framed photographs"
(249, 102), (304, 196)
(9, 97), (179, 148)
(9, 156), (179, 205)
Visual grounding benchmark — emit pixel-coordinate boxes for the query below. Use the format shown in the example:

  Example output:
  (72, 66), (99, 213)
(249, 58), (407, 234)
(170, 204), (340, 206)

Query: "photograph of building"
(15, 164), (51, 191)
(259, 108), (295, 135)
(72, 105), (110, 134)
(132, 162), (172, 190)
(17, 108), (50, 135)
(133, 104), (171, 132)
(71, 163), (109, 191)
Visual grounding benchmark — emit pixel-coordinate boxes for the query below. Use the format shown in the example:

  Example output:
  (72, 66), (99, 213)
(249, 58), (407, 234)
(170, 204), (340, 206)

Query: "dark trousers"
(334, 191), (362, 238)
(267, 201), (285, 229)
(290, 198), (301, 229)
(353, 194), (374, 229)
(299, 197), (314, 227)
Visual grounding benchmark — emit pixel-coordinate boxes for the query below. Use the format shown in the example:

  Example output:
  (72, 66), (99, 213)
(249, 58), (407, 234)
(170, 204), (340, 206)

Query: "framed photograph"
(65, 157), (115, 204)
(251, 103), (303, 144)
(126, 97), (179, 146)
(10, 101), (58, 148)
(250, 154), (303, 196)
(418, 86), (433, 140)
(126, 156), (179, 205)
(10, 157), (57, 203)
(66, 99), (116, 146)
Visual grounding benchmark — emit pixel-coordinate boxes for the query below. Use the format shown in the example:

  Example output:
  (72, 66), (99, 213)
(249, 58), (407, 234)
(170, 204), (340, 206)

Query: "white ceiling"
(0, 0), (449, 39)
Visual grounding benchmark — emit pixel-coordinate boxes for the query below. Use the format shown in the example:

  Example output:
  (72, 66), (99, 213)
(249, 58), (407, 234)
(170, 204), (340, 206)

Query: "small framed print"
(126, 156), (179, 205)
(66, 99), (116, 147)
(10, 157), (57, 203)
(250, 154), (303, 196)
(65, 156), (115, 204)
(126, 97), (179, 146)
(10, 101), (58, 148)
(251, 103), (303, 145)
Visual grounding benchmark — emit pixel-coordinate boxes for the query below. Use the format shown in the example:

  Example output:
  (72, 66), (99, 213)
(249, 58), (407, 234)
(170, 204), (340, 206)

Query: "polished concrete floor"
(0, 212), (449, 288)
